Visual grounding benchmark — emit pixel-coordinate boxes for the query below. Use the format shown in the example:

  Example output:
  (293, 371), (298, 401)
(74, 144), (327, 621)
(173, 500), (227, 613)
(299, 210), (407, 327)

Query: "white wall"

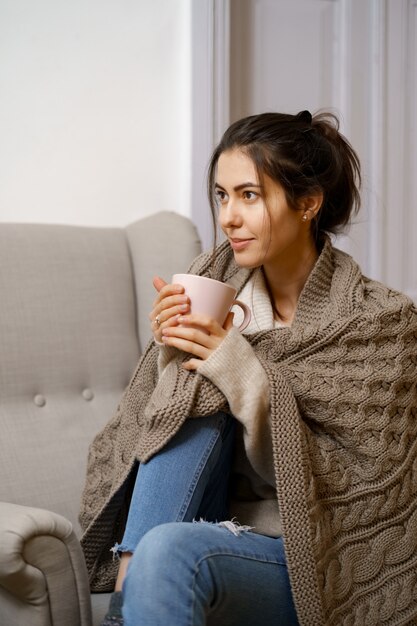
(0, 0), (191, 227)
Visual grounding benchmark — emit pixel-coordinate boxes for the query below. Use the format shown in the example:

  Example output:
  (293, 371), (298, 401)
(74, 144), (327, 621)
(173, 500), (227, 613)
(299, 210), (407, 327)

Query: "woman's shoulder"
(361, 274), (417, 318)
(331, 245), (414, 303)
(328, 244), (417, 327)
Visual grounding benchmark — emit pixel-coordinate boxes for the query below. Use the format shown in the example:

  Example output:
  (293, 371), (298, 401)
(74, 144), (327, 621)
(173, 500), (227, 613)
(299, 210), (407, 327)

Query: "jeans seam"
(193, 549), (287, 568)
(189, 551), (287, 625)
(176, 421), (224, 521)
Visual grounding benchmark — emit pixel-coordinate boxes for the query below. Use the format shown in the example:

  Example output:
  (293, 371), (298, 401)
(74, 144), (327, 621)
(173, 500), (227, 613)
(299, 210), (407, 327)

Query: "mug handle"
(231, 300), (251, 332)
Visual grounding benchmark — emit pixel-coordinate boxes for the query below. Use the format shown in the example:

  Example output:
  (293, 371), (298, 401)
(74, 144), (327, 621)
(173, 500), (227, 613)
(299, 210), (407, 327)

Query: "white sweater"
(158, 268), (284, 536)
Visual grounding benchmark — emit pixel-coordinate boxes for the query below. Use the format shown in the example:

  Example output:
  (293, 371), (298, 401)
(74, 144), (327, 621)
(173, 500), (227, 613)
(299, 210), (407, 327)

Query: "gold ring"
(154, 316), (161, 328)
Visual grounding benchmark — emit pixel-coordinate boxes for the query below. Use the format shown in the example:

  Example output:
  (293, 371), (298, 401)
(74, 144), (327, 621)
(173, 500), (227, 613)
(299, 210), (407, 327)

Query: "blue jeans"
(119, 413), (299, 626)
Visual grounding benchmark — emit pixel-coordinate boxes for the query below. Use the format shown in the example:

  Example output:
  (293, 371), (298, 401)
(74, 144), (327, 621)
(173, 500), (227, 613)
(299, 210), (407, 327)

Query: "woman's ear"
(300, 192), (323, 220)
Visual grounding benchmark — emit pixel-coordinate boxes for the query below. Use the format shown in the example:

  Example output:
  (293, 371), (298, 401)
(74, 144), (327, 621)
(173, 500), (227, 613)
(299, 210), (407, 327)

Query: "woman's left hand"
(161, 312), (235, 371)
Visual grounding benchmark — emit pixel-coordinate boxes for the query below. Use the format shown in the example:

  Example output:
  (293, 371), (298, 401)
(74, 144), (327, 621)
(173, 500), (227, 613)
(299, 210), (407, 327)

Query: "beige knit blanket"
(79, 239), (417, 626)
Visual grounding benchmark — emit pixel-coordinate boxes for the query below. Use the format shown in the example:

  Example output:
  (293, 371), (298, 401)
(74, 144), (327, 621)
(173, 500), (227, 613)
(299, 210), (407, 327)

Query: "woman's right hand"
(149, 276), (190, 343)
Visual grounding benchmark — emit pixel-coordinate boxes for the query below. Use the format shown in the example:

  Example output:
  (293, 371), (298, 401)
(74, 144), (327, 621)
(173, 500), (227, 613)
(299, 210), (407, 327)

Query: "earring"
(302, 214), (308, 222)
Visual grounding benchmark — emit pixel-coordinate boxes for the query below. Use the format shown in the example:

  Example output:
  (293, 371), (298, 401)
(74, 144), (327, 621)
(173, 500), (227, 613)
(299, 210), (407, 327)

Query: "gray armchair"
(0, 212), (202, 625)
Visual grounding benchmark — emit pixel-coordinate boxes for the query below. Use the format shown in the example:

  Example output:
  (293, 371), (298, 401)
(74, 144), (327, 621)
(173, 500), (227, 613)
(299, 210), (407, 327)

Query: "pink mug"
(172, 274), (251, 332)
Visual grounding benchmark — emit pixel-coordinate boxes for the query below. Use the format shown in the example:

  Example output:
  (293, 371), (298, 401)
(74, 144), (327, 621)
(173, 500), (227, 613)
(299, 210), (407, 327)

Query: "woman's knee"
(143, 521), (189, 548)
(124, 521), (212, 606)
(123, 523), (216, 624)
(129, 522), (192, 574)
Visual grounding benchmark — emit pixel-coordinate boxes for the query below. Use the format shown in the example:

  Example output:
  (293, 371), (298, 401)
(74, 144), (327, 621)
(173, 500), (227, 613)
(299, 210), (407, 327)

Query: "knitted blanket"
(79, 239), (417, 626)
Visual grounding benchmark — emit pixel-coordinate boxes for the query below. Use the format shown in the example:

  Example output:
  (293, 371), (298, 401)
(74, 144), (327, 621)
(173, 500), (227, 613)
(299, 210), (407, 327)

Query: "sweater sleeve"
(197, 326), (275, 486)
(156, 342), (178, 376)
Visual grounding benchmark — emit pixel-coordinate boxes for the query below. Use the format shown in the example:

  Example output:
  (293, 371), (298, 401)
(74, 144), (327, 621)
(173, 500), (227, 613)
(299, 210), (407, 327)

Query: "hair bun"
(297, 110), (312, 124)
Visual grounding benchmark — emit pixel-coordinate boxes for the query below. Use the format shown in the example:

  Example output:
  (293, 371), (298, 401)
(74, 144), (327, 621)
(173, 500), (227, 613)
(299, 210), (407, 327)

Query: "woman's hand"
(149, 276), (190, 343)
(160, 312), (235, 371)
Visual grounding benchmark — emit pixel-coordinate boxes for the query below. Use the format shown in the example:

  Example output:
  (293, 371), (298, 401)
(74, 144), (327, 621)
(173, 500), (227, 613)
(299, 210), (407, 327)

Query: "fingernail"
(180, 304), (188, 311)
(178, 316), (188, 323)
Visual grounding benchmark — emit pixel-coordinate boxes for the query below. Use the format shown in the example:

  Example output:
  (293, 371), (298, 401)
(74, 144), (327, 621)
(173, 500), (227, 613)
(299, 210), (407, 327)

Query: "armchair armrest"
(0, 502), (92, 626)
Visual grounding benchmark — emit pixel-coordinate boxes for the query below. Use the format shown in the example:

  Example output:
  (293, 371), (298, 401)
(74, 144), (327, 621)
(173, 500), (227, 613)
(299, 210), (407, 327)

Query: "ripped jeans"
(119, 412), (299, 626)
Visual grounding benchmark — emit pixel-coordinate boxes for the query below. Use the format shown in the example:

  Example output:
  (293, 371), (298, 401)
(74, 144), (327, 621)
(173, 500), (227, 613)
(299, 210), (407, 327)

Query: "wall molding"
(367, 0), (387, 283)
(333, 0), (352, 133)
(404, 0), (417, 300)
(385, 0), (409, 293)
(190, 0), (230, 250)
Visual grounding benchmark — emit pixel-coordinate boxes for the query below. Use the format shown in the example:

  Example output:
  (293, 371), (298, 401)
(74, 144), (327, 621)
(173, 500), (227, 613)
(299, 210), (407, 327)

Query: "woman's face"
(215, 148), (316, 271)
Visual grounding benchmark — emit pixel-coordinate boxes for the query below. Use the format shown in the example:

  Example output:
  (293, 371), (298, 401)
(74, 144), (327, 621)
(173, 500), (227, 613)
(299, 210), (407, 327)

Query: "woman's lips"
(230, 238), (254, 251)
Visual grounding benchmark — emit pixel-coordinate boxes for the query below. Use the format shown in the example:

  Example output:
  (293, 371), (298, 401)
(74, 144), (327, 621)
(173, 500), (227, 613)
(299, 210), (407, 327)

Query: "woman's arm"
(160, 311), (275, 486)
(196, 327), (275, 486)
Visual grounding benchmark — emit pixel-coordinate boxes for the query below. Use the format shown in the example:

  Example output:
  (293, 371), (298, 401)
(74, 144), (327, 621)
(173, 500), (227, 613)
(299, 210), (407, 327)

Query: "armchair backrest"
(0, 212), (201, 536)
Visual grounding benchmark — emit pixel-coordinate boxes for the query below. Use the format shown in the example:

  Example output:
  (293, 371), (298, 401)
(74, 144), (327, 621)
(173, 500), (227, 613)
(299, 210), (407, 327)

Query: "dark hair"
(207, 110), (361, 247)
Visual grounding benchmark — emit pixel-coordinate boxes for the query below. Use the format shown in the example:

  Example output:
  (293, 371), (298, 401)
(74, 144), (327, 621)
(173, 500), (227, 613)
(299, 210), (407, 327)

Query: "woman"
(80, 111), (417, 626)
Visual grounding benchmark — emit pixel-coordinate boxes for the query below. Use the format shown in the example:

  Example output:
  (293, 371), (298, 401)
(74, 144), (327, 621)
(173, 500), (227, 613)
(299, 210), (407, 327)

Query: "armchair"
(0, 212), (201, 625)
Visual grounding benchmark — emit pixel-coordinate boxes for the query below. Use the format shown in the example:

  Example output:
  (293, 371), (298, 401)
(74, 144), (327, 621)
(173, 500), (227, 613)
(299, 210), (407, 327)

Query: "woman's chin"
(232, 252), (262, 270)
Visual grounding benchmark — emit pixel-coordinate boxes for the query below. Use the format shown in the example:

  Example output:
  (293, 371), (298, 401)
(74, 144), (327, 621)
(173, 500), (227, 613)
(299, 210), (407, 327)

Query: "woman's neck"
(262, 244), (319, 324)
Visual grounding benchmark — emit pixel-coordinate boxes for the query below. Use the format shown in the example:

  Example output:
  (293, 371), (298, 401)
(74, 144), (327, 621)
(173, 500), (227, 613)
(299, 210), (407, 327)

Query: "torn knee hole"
(193, 517), (254, 536)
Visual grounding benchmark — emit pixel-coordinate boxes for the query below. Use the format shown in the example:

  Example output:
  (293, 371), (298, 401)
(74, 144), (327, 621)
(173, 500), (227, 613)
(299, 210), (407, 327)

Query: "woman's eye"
(215, 190), (227, 203)
(243, 191), (257, 201)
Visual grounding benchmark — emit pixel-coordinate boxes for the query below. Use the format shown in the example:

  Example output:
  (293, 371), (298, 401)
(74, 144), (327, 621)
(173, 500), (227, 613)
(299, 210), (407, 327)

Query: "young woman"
(80, 111), (417, 626)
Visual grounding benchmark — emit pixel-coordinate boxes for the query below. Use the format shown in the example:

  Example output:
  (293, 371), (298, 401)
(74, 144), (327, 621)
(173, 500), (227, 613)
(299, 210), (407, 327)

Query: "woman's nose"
(220, 200), (243, 228)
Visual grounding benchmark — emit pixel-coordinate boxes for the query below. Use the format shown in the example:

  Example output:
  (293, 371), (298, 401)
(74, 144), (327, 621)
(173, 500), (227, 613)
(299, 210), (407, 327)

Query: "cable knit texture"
(79, 238), (417, 626)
